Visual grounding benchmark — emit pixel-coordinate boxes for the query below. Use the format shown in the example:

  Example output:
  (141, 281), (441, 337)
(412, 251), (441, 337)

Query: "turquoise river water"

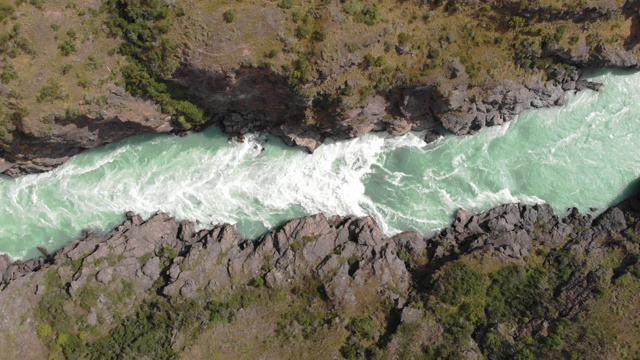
(2, 69), (640, 260)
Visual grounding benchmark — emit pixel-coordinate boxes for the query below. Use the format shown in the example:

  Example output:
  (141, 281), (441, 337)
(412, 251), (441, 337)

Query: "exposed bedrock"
(0, 91), (172, 177)
(3, 195), (640, 310)
(1, 53), (635, 177)
(3, 194), (640, 357)
(172, 61), (613, 154)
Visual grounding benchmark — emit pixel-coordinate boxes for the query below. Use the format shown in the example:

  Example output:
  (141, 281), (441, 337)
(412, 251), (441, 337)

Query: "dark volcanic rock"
(424, 129), (442, 144)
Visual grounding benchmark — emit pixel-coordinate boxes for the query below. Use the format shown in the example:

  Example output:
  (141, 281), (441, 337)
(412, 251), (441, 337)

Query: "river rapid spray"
(1, 69), (640, 260)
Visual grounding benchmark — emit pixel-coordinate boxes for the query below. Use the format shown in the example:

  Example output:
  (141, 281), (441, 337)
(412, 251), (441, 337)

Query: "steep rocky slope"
(0, 0), (639, 175)
(2, 196), (640, 359)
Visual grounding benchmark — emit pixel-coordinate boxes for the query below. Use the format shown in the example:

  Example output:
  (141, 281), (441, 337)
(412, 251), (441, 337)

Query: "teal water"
(2, 69), (640, 260)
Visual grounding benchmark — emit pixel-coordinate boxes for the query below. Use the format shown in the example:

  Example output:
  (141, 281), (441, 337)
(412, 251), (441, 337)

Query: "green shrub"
(0, 64), (18, 83)
(296, 23), (312, 39)
(29, 0), (45, 10)
(340, 337), (362, 359)
(359, 85), (373, 99)
(87, 300), (179, 359)
(58, 39), (77, 56)
(614, 273), (634, 287)
(172, 99), (205, 126)
(312, 29), (327, 42)
(160, 246), (178, 260)
(398, 32), (410, 46)
(594, 286), (611, 299)
(342, 0), (364, 17)
(104, 0), (206, 129)
(37, 81), (66, 102)
(264, 49), (278, 58)
(76, 285), (100, 310)
(223, 9), (237, 23)
(373, 55), (386, 67)
(625, 229), (640, 243)
(346, 42), (360, 52)
(0, 3), (14, 22)
(279, 0), (293, 9)
(342, 0), (378, 25)
(206, 300), (238, 325)
(0, 24), (35, 57)
(486, 265), (552, 321)
(435, 262), (485, 306)
(568, 35), (580, 45)
(292, 10), (303, 22)
(508, 16), (526, 30)
(348, 316), (375, 339)
(60, 64), (72, 75)
(37, 323), (53, 337)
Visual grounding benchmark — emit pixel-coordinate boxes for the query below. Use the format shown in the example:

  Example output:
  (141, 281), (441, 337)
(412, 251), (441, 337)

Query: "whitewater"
(2, 69), (640, 260)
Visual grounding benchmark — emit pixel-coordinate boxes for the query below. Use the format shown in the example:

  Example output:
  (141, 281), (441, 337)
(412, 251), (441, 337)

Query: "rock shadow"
(171, 65), (308, 135)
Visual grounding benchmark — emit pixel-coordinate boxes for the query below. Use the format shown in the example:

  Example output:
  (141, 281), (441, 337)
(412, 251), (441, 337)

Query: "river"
(1, 69), (639, 259)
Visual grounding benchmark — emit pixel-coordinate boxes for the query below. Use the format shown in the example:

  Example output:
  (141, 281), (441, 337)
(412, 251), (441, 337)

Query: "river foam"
(2, 69), (640, 259)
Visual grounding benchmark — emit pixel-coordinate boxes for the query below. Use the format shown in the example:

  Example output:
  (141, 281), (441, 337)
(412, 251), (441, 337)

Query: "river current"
(2, 69), (639, 260)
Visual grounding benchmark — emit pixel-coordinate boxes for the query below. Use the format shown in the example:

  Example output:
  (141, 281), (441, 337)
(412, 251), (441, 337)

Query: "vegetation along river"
(2, 69), (639, 260)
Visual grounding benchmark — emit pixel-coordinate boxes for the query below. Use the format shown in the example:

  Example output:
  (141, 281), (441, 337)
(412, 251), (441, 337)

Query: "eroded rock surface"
(3, 196), (640, 358)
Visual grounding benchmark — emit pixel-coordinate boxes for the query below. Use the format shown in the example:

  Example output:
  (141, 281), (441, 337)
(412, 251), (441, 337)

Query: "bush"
(296, 23), (312, 39)
(435, 262), (485, 306)
(342, 0), (378, 25)
(264, 49), (278, 58)
(486, 265), (552, 321)
(279, 0), (293, 9)
(398, 32), (410, 46)
(88, 300), (178, 359)
(346, 42), (360, 52)
(58, 39), (77, 56)
(373, 55), (386, 67)
(312, 29), (327, 42)
(340, 338), (363, 359)
(37, 324), (53, 337)
(348, 316), (375, 339)
(37, 81), (66, 102)
(0, 64), (18, 83)
(105, 0), (206, 129)
(508, 16), (526, 30)
(0, 3), (14, 22)
(568, 35), (580, 45)
(223, 9), (237, 23)
(60, 64), (72, 75)
(104, 0), (178, 77)
(0, 24), (35, 57)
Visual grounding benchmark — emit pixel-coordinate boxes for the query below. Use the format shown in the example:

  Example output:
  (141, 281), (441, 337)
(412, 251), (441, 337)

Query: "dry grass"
(575, 275), (640, 359)
(180, 280), (391, 359)
(0, 0), (123, 137)
(168, 0), (635, 115)
(0, 0), (635, 140)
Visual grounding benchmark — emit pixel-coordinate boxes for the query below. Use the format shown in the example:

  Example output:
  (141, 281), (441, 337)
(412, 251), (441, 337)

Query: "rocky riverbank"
(1, 1), (639, 176)
(0, 90), (173, 177)
(2, 196), (640, 358)
(0, 58), (617, 178)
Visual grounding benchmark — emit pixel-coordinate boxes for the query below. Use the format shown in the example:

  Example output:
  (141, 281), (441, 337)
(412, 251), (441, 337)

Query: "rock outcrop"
(0, 90), (173, 177)
(1, 1), (638, 175)
(3, 196), (640, 358)
(4, 198), (640, 297)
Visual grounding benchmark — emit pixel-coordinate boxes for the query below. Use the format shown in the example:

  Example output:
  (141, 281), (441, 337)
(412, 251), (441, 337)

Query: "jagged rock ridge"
(3, 197), (640, 358)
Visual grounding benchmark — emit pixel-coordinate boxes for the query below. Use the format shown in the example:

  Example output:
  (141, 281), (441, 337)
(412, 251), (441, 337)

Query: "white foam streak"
(2, 69), (640, 260)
